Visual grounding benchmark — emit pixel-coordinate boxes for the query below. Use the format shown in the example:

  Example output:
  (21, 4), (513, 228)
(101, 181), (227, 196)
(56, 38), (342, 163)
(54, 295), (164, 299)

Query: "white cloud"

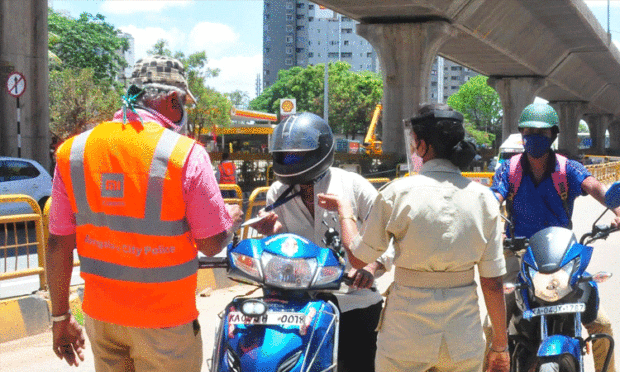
(187, 22), (240, 58)
(119, 25), (185, 61)
(615, 39), (620, 50)
(207, 54), (262, 99)
(101, 0), (192, 15)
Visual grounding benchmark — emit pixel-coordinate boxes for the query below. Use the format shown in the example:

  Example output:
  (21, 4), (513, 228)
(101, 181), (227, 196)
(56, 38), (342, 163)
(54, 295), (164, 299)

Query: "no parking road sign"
(6, 71), (26, 98)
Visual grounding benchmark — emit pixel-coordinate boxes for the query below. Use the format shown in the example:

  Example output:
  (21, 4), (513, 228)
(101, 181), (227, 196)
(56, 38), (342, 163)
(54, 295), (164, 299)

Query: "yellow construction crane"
(362, 103), (383, 155)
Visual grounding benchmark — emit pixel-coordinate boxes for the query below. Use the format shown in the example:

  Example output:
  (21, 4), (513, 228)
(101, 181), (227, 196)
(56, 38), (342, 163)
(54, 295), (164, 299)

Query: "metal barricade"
(218, 184), (243, 207)
(367, 177), (391, 189)
(586, 161), (620, 184)
(0, 195), (46, 290)
(462, 172), (495, 186)
(242, 186), (270, 240)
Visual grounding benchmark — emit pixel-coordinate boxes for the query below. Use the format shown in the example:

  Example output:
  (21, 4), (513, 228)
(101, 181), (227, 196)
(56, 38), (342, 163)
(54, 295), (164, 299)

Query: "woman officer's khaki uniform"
(351, 159), (506, 372)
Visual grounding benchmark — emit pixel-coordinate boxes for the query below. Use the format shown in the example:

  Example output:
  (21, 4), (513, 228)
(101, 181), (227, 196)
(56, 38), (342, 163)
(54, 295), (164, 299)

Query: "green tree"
(226, 90), (250, 109)
(49, 68), (121, 140)
(250, 62), (383, 138)
(48, 9), (128, 83)
(447, 75), (502, 148)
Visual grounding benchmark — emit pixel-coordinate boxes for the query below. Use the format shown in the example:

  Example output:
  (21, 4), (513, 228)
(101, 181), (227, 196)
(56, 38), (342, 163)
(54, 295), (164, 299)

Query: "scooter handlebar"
(198, 256), (228, 269)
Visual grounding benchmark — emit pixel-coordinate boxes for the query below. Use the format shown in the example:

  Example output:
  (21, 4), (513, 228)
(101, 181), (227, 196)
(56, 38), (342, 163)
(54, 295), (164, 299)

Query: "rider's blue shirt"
(491, 152), (591, 238)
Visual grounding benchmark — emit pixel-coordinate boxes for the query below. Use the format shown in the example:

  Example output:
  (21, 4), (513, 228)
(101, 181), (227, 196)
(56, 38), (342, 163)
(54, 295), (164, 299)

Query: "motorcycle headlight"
(313, 266), (344, 286)
(231, 252), (263, 281)
(261, 252), (317, 288)
(531, 259), (576, 302)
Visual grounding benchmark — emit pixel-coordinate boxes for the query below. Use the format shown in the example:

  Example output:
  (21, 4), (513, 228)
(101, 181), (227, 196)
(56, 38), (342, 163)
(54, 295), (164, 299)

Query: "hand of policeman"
(52, 316), (86, 367)
(486, 349), (510, 372)
(225, 204), (244, 231)
(250, 209), (280, 236)
(347, 267), (374, 289)
(317, 193), (353, 217)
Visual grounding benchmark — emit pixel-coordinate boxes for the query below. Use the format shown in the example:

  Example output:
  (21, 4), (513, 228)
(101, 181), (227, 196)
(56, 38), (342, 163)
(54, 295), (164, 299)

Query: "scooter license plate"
(524, 303), (586, 319)
(227, 311), (306, 326)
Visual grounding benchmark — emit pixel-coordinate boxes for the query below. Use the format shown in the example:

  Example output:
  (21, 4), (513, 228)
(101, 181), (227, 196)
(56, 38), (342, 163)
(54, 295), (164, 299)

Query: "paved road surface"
(1, 194), (618, 371)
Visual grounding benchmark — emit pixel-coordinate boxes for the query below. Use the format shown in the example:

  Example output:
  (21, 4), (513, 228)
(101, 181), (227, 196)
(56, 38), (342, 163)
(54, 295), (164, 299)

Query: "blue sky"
(48, 1), (618, 101)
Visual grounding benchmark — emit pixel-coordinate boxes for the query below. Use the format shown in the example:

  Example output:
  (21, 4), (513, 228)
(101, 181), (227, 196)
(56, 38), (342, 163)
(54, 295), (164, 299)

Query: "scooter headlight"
(231, 252), (263, 281)
(313, 266), (344, 286)
(531, 259), (576, 302)
(261, 252), (317, 289)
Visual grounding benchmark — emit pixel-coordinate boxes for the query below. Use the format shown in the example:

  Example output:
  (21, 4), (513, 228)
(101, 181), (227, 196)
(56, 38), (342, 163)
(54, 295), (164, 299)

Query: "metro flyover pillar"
(487, 76), (545, 144)
(549, 101), (587, 159)
(609, 118), (620, 156)
(583, 114), (612, 155)
(357, 21), (455, 157)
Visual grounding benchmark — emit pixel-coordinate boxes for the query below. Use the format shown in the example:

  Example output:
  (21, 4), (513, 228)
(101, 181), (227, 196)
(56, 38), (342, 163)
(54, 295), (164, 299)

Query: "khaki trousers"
(376, 337), (483, 372)
(85, 314), (203, 372)
(483, 252), (615, 372)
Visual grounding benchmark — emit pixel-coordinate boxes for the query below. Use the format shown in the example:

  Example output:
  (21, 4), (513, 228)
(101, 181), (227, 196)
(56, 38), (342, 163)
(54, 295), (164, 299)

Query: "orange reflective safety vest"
(55, 121), (199, 328)
(218, 161), (236, 184)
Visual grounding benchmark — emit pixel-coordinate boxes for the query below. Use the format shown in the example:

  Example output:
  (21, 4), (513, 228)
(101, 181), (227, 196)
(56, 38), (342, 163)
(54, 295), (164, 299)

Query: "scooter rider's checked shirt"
(266, 167), (393, 313)
(491, 153), (591, 238)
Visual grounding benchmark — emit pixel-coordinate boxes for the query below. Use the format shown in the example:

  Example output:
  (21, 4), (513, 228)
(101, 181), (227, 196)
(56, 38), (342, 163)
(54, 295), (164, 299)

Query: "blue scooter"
(200, 227), (348, 372)
(504, 181), (620, 372)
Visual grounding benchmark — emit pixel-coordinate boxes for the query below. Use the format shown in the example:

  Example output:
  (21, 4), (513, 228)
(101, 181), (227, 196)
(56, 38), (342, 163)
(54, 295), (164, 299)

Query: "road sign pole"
(16, 96), (21, 158)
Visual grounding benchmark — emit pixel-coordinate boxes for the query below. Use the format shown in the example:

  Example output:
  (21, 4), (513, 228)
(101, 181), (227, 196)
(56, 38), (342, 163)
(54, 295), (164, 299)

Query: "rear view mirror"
(605, 182), (620, 209)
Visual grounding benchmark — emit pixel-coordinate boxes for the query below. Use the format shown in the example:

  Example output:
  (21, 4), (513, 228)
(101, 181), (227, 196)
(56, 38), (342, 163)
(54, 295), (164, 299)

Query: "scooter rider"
(251, 112), (393, 372)
(489, 102), (620, 372)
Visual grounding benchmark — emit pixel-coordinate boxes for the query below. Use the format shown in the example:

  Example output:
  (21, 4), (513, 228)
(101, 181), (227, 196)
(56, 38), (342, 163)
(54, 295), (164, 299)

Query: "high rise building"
(263, 1), (478, 100)
(263, 0), (377, 88)
(429, 57), (478, 103)
(117, 32), (135, 85)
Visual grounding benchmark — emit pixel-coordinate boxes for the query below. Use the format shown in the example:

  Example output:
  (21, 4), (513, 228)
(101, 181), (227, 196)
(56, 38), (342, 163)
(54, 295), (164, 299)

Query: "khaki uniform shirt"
(351, 159), (505, 362)
(267, 167), (393, 312)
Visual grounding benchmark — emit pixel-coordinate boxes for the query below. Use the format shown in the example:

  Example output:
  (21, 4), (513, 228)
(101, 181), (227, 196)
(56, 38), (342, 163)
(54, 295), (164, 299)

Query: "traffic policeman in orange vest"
(46, 55), (243, 371)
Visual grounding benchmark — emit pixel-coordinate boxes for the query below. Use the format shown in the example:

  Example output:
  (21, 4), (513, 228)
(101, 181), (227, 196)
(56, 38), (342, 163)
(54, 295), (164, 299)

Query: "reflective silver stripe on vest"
(80, 255), (198, 283)
(69, 127), (189, 236)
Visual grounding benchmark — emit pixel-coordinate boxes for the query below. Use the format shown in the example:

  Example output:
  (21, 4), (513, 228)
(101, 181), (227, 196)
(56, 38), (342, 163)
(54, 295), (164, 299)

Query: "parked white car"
(0, 157), (52, 216)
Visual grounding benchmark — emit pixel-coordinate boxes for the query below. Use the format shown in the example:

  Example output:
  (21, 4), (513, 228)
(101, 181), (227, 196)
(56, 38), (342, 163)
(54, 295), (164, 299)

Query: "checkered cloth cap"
(131, 55), (196, 104)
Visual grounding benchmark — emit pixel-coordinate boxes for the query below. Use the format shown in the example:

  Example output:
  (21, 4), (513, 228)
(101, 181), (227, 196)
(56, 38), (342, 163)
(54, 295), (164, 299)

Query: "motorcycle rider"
(489, 102), (620, 372)
(251, 112), (393, 372)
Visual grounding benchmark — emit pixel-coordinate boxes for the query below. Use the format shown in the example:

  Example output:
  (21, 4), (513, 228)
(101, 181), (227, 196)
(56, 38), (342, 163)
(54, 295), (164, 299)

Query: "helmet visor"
(270, 125), (321, 152)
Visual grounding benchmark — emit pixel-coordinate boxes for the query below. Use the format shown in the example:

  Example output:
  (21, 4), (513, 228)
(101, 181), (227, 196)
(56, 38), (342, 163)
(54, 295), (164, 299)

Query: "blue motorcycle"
(504, 181), (620, 372)
(200, 227), (348, 372)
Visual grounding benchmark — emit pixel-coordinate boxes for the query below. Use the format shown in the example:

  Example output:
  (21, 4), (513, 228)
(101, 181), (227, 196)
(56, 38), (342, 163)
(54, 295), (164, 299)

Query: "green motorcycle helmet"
(518, 103), (560, 133)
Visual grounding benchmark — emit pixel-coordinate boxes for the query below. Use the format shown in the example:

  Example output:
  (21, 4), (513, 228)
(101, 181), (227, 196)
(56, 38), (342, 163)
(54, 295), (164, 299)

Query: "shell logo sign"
(280, 98), (296, 116)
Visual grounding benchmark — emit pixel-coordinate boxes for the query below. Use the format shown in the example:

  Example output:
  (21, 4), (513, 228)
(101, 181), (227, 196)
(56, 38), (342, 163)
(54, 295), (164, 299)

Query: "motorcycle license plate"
(523, 303), (586, 319)
(227, 311), (306, 326)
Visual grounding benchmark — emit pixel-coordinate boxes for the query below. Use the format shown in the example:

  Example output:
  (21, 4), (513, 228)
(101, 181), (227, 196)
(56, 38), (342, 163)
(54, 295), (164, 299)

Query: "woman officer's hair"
(408, 103), (477, 169)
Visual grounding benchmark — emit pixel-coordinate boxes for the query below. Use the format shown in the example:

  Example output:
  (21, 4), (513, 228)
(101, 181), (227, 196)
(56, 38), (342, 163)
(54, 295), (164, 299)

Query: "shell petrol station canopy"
(203, 108), (278, 136)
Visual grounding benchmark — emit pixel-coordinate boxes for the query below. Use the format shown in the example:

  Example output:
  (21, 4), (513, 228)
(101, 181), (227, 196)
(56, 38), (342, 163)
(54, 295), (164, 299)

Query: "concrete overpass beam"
(357, 21), (455, 156)
(487, 76), (545, 143)
(583, 114), (611, 155)
(549, 101), (587, 159)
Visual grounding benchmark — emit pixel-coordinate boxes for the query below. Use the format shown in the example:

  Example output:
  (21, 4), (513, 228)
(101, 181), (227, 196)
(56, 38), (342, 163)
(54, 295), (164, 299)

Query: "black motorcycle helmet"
(270, 112), (335, 185)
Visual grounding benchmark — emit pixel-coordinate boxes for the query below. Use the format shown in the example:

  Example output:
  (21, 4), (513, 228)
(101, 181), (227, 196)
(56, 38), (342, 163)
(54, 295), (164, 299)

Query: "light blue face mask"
(523, 134), (552, 158)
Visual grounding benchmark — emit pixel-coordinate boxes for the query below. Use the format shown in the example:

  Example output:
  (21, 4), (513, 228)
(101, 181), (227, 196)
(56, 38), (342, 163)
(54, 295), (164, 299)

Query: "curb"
(0, 268), (234, 344)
